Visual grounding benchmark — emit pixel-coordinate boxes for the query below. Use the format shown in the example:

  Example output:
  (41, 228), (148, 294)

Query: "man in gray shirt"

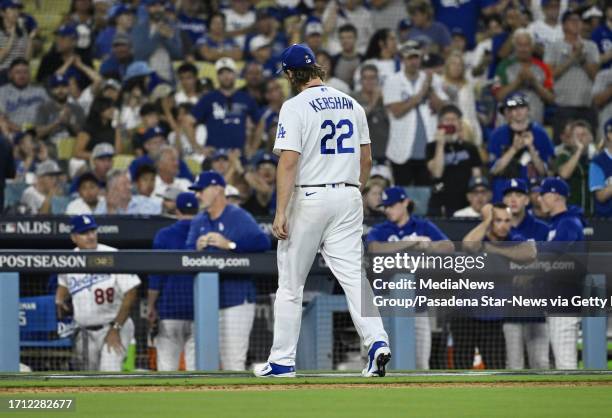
(35, 73), (85, 145)
(0, 58), (47, 134)
(544, 10), (600, 141)
(332, 24), (362, 91)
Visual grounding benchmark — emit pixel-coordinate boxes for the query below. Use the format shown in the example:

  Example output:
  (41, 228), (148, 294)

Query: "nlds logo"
(0, 222), (52, 234)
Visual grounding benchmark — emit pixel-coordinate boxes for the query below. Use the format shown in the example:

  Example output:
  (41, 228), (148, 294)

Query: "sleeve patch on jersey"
(277, 124), (287, 139)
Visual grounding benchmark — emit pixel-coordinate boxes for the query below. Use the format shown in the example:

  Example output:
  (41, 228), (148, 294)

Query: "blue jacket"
(149, 219), (194, 320)
(186, 205), (271, 308)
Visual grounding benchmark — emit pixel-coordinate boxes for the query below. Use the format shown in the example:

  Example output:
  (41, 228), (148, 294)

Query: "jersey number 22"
(320, 119), (354, 155)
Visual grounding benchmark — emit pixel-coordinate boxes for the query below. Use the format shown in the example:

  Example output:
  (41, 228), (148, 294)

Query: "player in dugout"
(460, 203), (537, 369)
(366, 186), (454, 370)
(501, 178), (550, 370)
(147, 192), (199, 371)
(186, 171), (271, 371)
(55, 215), (141, 371)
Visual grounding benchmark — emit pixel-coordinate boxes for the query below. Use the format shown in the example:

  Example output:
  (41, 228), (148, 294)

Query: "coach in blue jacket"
(148, 192), (199, 371)
(186, 170), (271, 370)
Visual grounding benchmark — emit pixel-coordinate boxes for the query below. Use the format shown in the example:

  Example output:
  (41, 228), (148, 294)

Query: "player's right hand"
(273, 213), (289, 240)
(105, 329), (125, 356)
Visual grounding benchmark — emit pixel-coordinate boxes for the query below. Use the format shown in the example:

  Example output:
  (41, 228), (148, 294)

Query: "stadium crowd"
(3, 0), (611, 372)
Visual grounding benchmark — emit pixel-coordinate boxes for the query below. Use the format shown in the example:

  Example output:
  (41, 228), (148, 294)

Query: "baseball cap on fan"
(215, 57), (237, 73)
(540, 177), (570, 197)
(277, 43), (316, 74)
(378, 186), (408, 207)
(502, 178), (528, 196)
(176, 192), (198, 211)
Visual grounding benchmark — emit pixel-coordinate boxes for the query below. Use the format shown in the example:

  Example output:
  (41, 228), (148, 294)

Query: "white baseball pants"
(219, 301), (256, 370)
(75, 318), (134, 371)
(415, 315), (431, 370)
(156, 319), (195, 371)
(547, 316), (580, 369)
(503, 322), (550, 369)
(269, 186), (389, 366)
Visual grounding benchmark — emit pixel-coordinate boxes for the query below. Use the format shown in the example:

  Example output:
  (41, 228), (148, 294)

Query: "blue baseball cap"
(501, 93), (529, 112)
(540, 177), (570, 197)
(176, 192), (198, 211)
(468, 176), (490, 192)
(502, 178), (528, 195)
(70, 215), (98, 234)
(49, 73), (69, 88)
(142, 125), (166, 143)
(277, 43), (316, 74)
(253, 152), (278, 167)
(398, 18), (412, 31)
(189, 170), (226, 191)
(451, 27), (466, 38)
(379, 186), (408, 207)
(124, 61), (153, 82)
(1, 0), (21, 9)
(55, 24), (78, 38)
(144, 0), (165, 5)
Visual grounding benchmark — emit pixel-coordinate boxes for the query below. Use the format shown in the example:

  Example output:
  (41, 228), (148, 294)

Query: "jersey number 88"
(94, 288), (115, 305)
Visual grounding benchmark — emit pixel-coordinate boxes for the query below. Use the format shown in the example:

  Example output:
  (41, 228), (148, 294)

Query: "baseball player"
(55, 215), (140, 371)
(366, 186), (455, 370)
(502, 178), (550, 369)
(147, 192), (199, 371)
(255, 44), (390, 378)
(539, 177), (585, 369)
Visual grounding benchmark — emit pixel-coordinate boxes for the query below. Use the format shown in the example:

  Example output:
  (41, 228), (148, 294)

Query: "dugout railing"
(0, 250), (608, 372)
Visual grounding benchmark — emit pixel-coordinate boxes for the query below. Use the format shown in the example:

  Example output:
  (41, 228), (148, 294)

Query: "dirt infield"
(3, 381), (612, 393)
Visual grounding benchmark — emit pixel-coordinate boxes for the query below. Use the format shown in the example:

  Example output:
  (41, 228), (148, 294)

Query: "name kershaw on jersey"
(308, 96), (354, 112)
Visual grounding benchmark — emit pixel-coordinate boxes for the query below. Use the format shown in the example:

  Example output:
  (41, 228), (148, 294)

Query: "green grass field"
(1, 372), (611, 418)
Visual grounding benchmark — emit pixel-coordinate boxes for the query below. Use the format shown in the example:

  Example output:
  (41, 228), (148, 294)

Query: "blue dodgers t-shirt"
(487, 123), (554, 202)
(431, 0), (480, 49)
(148, 220), (194, 320)
(185, 204), (271, 309)
(366, 216), (449, 244)
(178, 13), (207, 45)
(591, 23), (612, 70)
(191, 89), (261, 149)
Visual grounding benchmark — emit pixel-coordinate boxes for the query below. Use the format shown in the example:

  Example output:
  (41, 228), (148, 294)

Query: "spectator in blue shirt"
(538, 177), (585, 369)
(589, 118), (612, 217)
(406, 0), (452, 56)
(432, 0), (480, 50)
(176, 0), (207, 52)
(501, 178), (550, 370)
(186, 171), (271, 370)
(188, 58), (260, 152)
(94, 4), (135, 60)
(591, 3), (612, 70)
(488, 95), (554, 202)
(147, 192), (199, 371)
(366, 186), (453, 370)
(131, 0), (183, 84)
(196, 13), (242, 62)
(99, 33), (134, 81)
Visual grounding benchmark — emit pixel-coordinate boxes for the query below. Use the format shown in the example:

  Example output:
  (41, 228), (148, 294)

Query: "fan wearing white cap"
(20, 160), (64, 214)
(248, 35), (277, 78)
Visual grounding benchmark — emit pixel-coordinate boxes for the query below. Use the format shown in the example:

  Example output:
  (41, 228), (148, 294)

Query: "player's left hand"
(105, 329), (125, 355)
(273, 213), (288, 240)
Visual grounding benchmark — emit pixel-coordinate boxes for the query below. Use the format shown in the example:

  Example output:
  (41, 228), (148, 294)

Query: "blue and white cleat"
(254, 362), (296, 378)
(362, 341), (391, 377)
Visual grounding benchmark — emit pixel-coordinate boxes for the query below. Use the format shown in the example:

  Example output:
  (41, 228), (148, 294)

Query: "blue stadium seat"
(3, 182), (28, 210)
(20, 295), (72, 348)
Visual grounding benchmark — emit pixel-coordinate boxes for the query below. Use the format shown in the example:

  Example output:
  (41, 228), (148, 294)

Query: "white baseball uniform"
(57, 244), (140, 371)
(269, 84), (389, 366)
